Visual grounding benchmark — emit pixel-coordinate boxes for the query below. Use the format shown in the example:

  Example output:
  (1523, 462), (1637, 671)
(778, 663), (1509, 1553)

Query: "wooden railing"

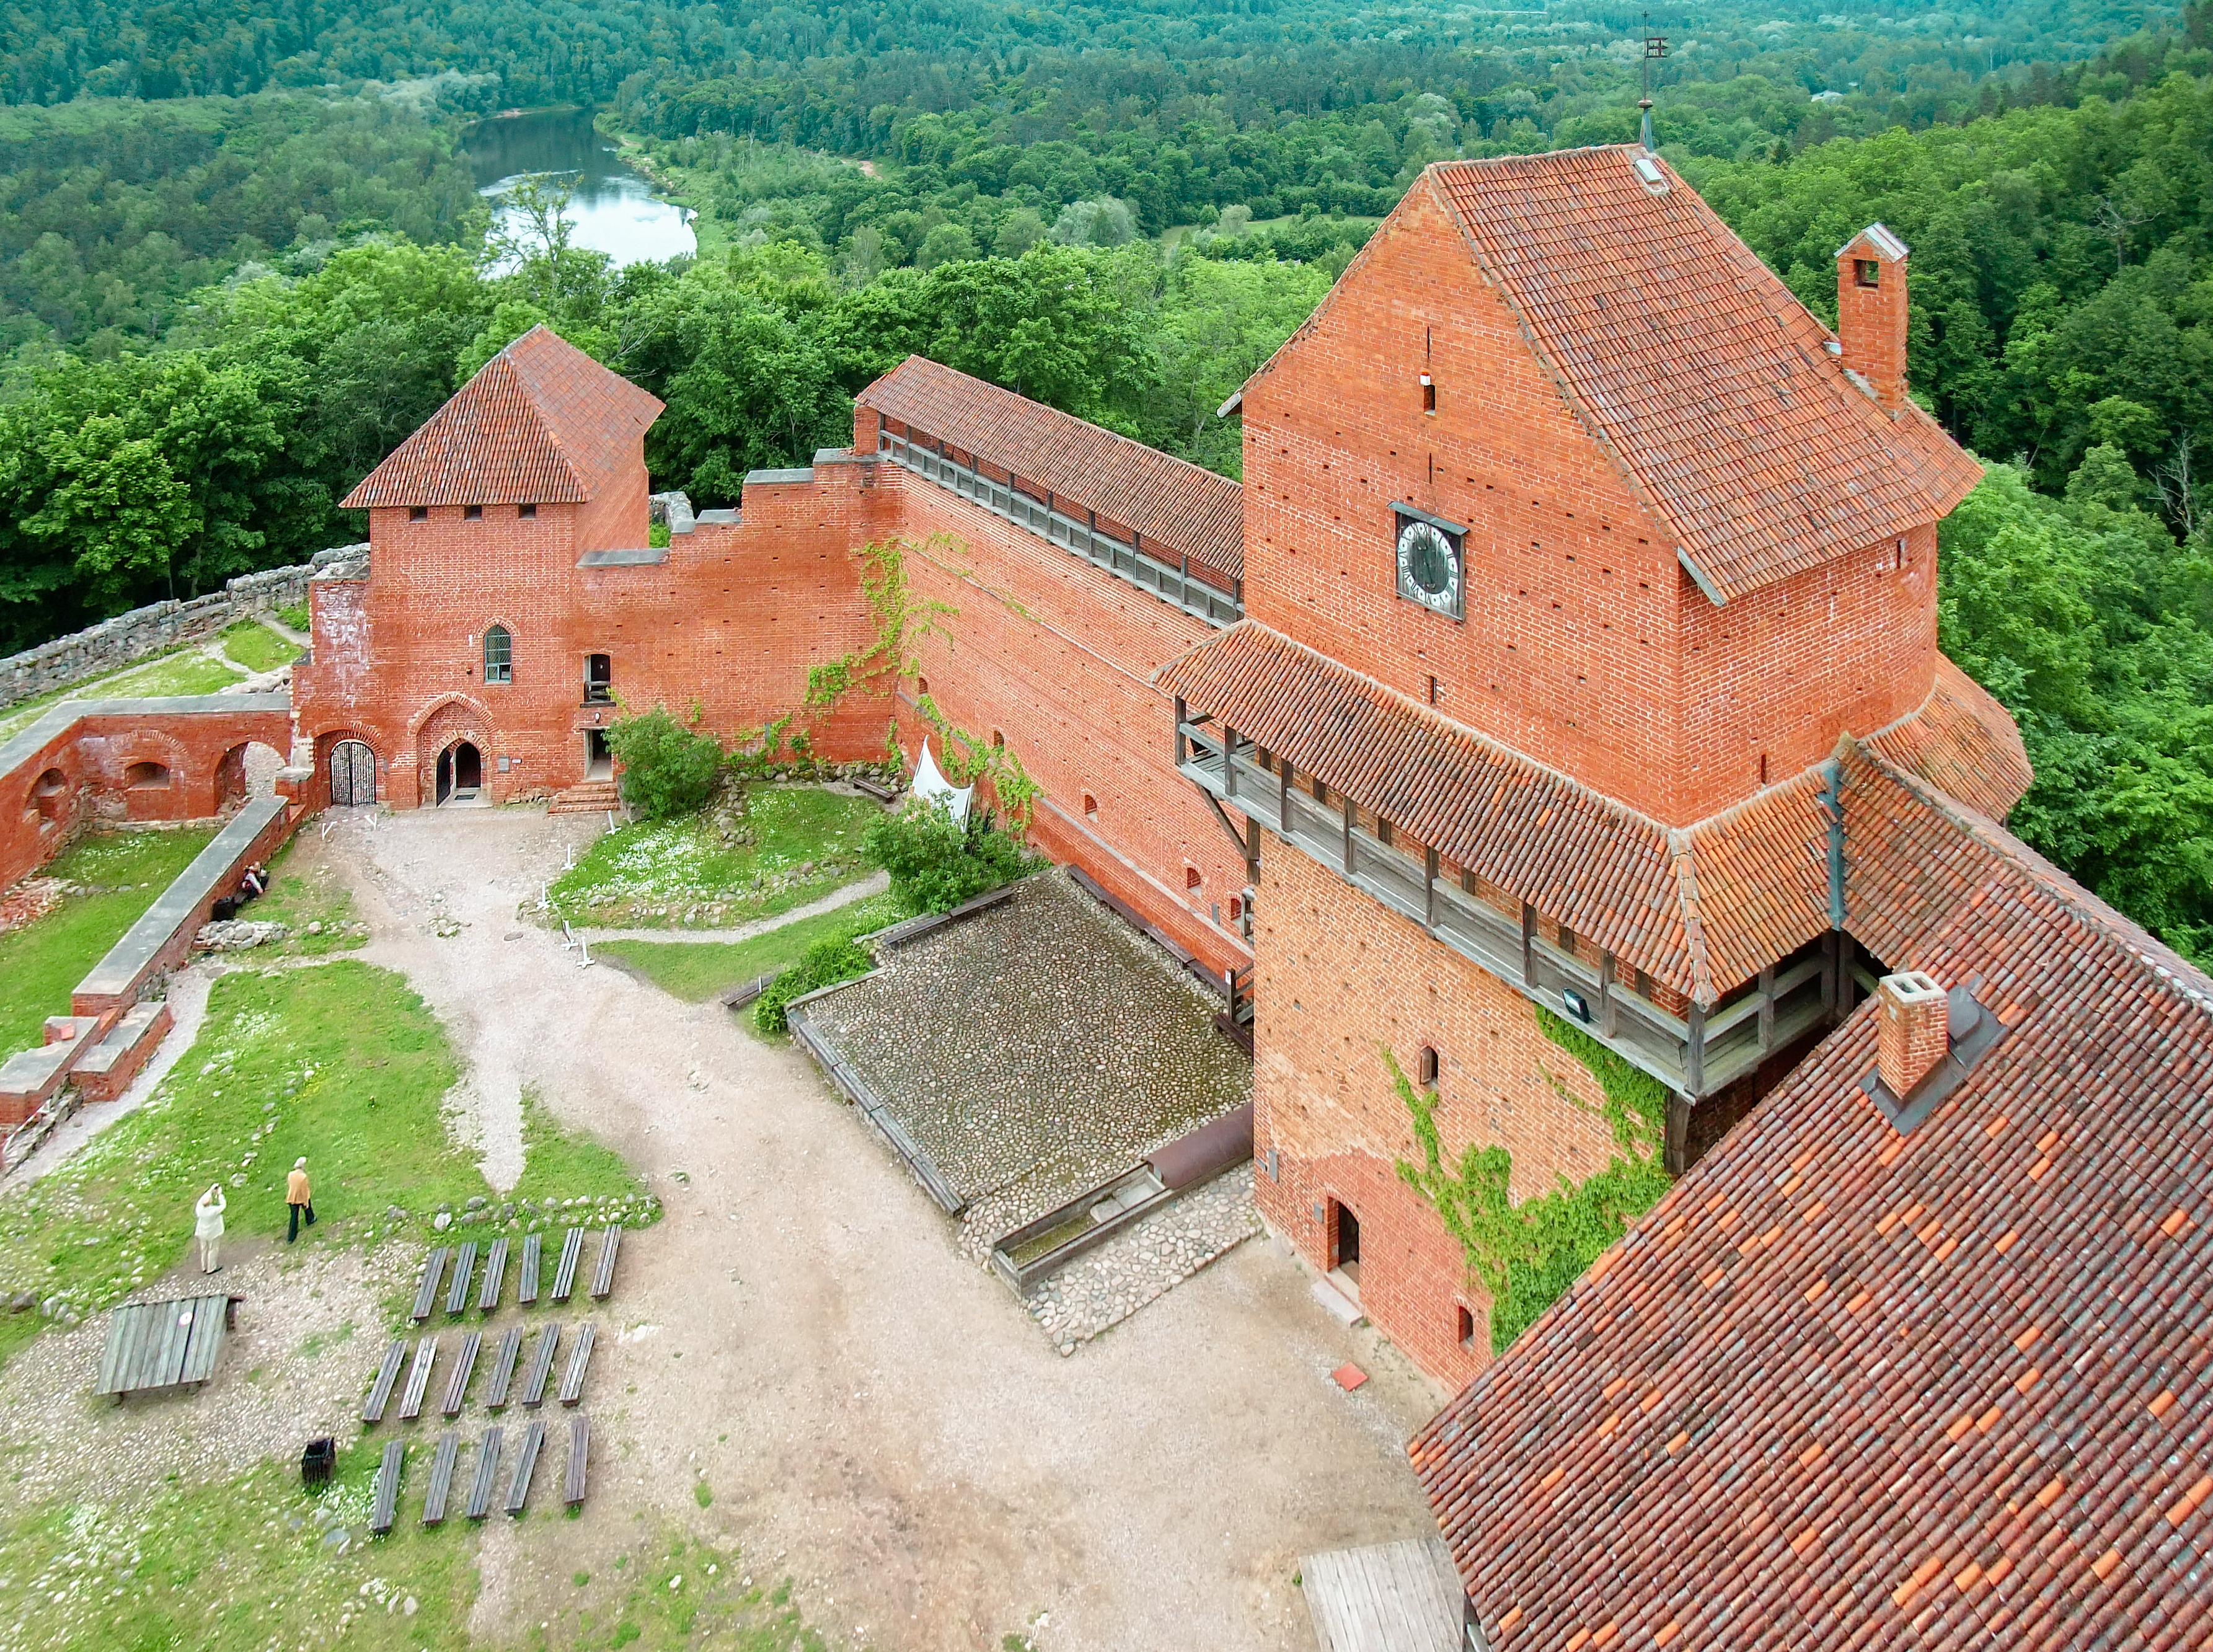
(879, 430), (1243, 627)
(1175, 712), (1837, 1100)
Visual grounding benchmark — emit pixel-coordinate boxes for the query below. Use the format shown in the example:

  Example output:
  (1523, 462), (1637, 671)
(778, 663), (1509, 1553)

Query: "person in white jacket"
(194, 1184), (226, 1274)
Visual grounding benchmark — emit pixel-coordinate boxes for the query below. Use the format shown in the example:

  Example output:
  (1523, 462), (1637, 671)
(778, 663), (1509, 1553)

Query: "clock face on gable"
(1394, 510), (1465, 621)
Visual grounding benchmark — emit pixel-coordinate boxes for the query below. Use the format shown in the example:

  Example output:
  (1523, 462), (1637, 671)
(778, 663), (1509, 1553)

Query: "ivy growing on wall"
(1395, 1007), (1672, 1354)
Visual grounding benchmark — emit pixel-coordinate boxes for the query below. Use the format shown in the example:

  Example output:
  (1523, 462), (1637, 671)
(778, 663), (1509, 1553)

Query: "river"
(464, 107), (696, 269)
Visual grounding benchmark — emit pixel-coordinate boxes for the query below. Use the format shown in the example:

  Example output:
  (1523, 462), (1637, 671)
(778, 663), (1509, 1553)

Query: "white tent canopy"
(911, 740), (973, 826)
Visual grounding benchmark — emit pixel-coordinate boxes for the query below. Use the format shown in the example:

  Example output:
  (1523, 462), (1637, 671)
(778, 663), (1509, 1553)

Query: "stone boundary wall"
(0, 544), (363, 712)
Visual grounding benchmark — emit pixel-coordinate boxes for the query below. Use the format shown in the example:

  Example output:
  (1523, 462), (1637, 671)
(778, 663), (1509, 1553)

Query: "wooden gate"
(329, 740), (376, 806)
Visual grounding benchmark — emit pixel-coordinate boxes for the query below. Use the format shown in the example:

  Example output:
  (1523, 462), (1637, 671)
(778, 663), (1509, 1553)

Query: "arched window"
(125, 761), (172, 790)
(484, 625), (512, 684)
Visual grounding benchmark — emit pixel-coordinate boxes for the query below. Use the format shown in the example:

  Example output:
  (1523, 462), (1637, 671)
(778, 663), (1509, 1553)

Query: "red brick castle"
(296, 148), (2213, 1645)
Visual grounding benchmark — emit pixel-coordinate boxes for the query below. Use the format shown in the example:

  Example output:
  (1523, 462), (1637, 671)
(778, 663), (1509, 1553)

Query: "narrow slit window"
(1418, 1046), (1440, 1089)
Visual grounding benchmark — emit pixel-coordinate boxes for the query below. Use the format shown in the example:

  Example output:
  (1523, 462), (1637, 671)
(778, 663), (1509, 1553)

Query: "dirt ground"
(19, 805), (1451, 1652)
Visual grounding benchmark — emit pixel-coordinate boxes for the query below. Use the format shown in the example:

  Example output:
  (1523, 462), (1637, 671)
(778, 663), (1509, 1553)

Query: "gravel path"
(575, 869), (890, 942)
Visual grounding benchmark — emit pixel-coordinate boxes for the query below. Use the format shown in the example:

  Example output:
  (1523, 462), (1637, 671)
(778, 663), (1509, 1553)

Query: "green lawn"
(549, 784), (883, 929)
(0, 1455), (826, 1652)
(0, 826), (218, 1054)
(599, 892), (906, 1002)
(246, 834), (367, 955)
(218, 617), (301, 673)
(0, 647), (247, 740)
(0, 960), (650, 1368)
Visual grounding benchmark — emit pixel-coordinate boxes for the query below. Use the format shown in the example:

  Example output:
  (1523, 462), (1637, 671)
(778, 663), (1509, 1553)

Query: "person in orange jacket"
(286, 1157), (316, 1242)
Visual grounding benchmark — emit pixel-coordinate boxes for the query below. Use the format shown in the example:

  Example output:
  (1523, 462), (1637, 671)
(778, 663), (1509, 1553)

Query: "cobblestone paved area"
(1026, 1167), (1262, 1353)
(801, 869), (1253, 1255)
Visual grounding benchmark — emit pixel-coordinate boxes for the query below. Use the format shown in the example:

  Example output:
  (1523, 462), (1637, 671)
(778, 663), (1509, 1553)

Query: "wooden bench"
(95, 1293), (242, 1400)
(590, 1226), (622, 1299)
(558, 1322), (596, 1406)
(445, 1242), (477, 1315)
(397, 1337), (436, 1421)
(563, 1414), (590, 1507)
(478, 1237), (508, 1312)
(484, 1326), (523, 1410)
(505, 1419), (544, 1515)
(370, 1439), (404, 1534)
(361, 1338), (407, 1424)
(518, 1232), (541, 1304)
(465, 1426), (502, 1520)
(550, 1227), (585, 1301)
(441, 1330), (481, 1417)
(422, 1430), (459, 1526)
(521, 1324), (560, 1407)
(410, 1249), (449, 1322)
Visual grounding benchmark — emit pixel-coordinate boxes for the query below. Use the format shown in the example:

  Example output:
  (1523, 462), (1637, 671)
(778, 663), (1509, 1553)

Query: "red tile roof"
(1155, 621), (1835, 1005)
(1864, 653), (2033, 824)
(1413, 751), (2213, 1651)
(342, 325), (663, 509)
(857, 356), (1244, 584)
(1378, 150), (1981, 604)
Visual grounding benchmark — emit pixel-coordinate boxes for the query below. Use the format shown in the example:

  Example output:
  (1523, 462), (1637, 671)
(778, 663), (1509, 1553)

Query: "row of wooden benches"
(409, 1226), (621, 1323)
(368, 1414), (589, 1532)
(363, 1322), (596, 1424)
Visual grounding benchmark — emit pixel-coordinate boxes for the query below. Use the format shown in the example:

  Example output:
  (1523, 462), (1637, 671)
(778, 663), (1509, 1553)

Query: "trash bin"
(301, 1436), (335, 1487)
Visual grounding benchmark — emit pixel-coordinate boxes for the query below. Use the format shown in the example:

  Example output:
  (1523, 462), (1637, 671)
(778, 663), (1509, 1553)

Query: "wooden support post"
(1341, 797), (1356, 875)
(1758, 964), (1776, 1054)
(1666, 1092), (1693, 1178)
(1521, 903), (1538, 989)
(1686, 1002), (1707, 1094)
(1599, 953), (1618, 1038)
(1174, 697), (1188, 766)
(1222, 725), (1237, 800)
(1424, 847), (1439, 927)
(1279, 759), (1293, 834)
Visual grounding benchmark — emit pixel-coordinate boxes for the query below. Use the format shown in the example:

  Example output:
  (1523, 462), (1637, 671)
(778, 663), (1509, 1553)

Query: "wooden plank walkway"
(563, 1414), (589, 1506)
(397, 1337), (436, 1421)
(521, 1324), (559, 1407)
(96, 1294), (241, 1398)
(478, 1237), (508, 1312)
(361, 1339), (407, 1424)
(370, 1440), (404, 1535)
(440, 1330), (481, 1417)
(410, 1248), (449, 1322)
(505, 1420), (544, 1515)
(550, 1227), (585, 1301)
(464, 1426), (502, 1520)
(590, 1225), (622, 1298)
(517, 1232), (541, 1304)
(445, 1242), (477, 1315)
(422, 1430), (459, 1526)
(1300, 1539), (1462, 1652)
(558, 1322), (596, 1406)
(484, 1326), (523, 1410)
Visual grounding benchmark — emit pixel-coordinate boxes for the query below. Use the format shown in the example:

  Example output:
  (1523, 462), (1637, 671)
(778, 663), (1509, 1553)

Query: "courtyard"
(0, 804), (1442, 1652)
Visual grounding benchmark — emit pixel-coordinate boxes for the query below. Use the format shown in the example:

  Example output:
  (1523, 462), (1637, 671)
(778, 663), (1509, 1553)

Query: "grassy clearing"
(245, 835), (366, 956)
(0, 1452), (829, 1652)
(0, 827), (218, 1054)
(598, 893), (904, 1003)
(273, 601), (310, 632)
(216, 619), (301, 674)
(549, 784), (882, 929)
(510, 1087), (650, 1205)
(0, 647), (247, 740)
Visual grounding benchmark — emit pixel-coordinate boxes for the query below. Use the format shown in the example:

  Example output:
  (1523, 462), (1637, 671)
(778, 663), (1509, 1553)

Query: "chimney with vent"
(1835, 223), (1910, 412)
(1876, 971), (1950, 1097)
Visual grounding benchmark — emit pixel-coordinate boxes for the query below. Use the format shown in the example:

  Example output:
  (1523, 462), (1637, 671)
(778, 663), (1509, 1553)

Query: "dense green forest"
(0, 0), (2206, 954)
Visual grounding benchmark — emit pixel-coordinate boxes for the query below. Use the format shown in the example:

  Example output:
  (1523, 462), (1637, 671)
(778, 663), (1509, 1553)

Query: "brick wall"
(1252, 837), (1627, 1384)
(1240, 175), (1937, 826)
(885, 465), (1255, 975)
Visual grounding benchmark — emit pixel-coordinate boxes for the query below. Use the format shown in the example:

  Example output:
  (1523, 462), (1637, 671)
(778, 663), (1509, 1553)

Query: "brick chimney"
(1835, 223), (1910, 412)
(1876, 971), (1949, 1097)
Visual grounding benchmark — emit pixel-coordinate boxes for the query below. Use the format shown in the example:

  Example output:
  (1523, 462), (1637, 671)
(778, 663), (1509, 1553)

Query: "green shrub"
(752, 935), (873, 1033)
(607, 705), (725, 819)
(861, 797), (1027, 912)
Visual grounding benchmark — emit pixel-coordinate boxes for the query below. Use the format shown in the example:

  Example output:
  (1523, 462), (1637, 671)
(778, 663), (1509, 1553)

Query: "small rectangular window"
(1457, 1305), (1476, 1349)
(464, 504), (484, 521)
(1855, 258), (1881, 288)
(518, 503), (537, 519)
(408, 506), (428, 523)
(1422, 379), (1437, 413)
(584, 653), (612, 704)
(1418, 1046), (1439, 1089)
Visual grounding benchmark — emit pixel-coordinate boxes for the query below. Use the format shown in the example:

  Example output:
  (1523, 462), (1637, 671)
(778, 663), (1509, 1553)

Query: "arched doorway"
(436, 741), (483, 805)
(216, 741), (288, 811)
(329, 740), (376, 806)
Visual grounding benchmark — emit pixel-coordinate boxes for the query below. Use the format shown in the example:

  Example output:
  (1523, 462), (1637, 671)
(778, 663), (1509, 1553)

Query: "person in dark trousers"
(286, 1157), (316, 1241)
